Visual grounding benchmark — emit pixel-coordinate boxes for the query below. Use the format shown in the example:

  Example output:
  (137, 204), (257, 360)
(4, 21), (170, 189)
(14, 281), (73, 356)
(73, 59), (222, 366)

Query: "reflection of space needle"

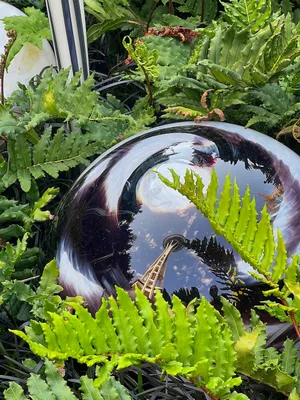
(133, 234), (186, 300)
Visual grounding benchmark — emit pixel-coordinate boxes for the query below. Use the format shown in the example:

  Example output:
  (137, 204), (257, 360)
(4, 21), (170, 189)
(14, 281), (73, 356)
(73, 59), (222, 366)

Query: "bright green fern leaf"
(10, 287), (248, 398)
(157, 168), (300, 334)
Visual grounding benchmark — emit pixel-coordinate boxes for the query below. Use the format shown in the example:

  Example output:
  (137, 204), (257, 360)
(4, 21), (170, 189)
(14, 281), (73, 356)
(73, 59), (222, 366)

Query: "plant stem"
(127, 7), (147, 33)
(264, 275), (300, 340)
(199, 385), (219, 400)
(0, 31), (17, 104)
(140, 65), (153, 105)
(169, 0), (175, 14)
(201, 0), (205, 23)
(283, 300), (300, 340)
(146, 1), (159, 31)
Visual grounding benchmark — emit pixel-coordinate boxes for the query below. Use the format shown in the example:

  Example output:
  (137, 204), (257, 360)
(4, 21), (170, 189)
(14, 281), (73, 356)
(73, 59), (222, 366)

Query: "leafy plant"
(172, 0), (218, 23)
(220, 0), (273, 33)
(85, 0), (145, 43)
(158, 168), (300, 340)
(10, 286), (248, 399)
(2, 1), (300, 399)
(0, 187), (58, 241)
(188, 14), (300, 89)
(1, 125), (103, 192)
(10, 283), (300, 398)
(12, 68), (101, 128)
(4, 358), (131, 399)
(122, 36), (158, 103)
(244, 83), (300, 128)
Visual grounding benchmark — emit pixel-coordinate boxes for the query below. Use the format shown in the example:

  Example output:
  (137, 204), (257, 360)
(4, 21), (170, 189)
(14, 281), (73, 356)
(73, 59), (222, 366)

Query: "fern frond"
(11, 287), (249, 399)
(123, 36), (159, 85)
(0, 186), (57, 242)
(158, 168), (287, 279)
(4, 359), (131, 400)
(189, 15), (300, 89)
(85, 0), (132, 43)
(220, 0), (273, 33)
(176, 0), (218, 22)
(158, 168), (300, 341)
(22, 68), (100, 128)
(11, 283), (300, 396)
(3, 127), (102, 192)
(245, 84), (300, 131)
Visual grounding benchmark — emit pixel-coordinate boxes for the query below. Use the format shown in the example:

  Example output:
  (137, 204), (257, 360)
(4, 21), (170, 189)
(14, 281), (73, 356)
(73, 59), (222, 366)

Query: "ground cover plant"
(0, 0), (300, 398)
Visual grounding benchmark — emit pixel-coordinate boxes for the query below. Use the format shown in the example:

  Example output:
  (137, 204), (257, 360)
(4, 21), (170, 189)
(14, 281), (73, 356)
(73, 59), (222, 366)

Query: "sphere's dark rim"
(79, 121), (283, 183)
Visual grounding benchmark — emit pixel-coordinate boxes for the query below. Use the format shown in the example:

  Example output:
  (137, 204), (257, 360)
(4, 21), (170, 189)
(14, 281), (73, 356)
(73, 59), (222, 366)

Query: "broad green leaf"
(27, 373), (55, 400)
(44, 359), (77, 400)
(4, 382), (27, 400)
(221, 297), (246, 341)
(80, 376), (104, 400)
(272, 231), (287, 282)
(281, 339), (297, 375)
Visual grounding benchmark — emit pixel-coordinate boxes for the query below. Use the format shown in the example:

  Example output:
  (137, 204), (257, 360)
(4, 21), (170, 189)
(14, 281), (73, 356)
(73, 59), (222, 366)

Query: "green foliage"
(189, 14), (300, 89)
(85, 0), (133, 43)
(158, 168), (300, 328)
(143, 35), (195, 88)
(4, 359), (131, 399)
(122, 36), (158, 102)
(20, 68), (101, 128)
(2, 7), (51, 69)
(220, 0), (273, 33)
(222, 298), (298, 394)
(2, 126), (102, 192)
(123, 36), (158, 84)
(244, 83), (300, 128)
(11, 286), (248, 399)
(3, 2), (300, 399)
(174, 0), (218, 23)
(0, 69), (151, 192)
(0, 187), (58, 241)
(10, 284), (300, 397)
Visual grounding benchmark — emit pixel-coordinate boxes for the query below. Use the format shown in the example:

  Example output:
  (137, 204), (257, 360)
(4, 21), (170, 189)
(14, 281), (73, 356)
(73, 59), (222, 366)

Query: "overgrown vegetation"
(1, 0), (300, 399)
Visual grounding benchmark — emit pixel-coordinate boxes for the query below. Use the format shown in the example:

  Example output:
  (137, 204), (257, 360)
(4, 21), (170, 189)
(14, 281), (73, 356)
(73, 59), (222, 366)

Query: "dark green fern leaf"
(3, 127), (102, 191)
(220, 0), (273, 33)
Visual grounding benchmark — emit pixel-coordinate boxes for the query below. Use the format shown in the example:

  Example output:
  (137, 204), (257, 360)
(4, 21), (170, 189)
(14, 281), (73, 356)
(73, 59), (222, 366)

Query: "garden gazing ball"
(0, 1), (55, 99)
(56, 122), (300, 317)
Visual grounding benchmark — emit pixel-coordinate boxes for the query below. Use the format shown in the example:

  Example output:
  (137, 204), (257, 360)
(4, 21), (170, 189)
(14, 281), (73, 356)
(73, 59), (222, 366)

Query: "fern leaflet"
(158, 168), (300, 334)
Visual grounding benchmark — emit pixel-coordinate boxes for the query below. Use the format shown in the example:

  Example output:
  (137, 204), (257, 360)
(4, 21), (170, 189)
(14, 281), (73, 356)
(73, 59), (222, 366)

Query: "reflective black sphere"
(56, 122), (300, 321)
